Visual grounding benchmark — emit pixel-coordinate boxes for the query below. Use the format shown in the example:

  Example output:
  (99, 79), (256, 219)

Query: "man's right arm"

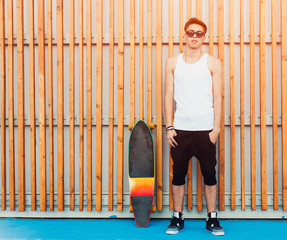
(164, 56), (178, 147)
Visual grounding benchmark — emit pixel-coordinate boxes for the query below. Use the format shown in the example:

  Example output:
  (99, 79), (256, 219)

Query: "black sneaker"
(166, 212), (184, 235)
(206, 212), (225, 236)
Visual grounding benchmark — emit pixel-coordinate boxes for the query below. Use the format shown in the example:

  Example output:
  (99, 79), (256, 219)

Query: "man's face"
(184, 24), (206, 49)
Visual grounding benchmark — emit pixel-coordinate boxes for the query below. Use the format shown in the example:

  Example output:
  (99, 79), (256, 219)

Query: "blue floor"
(0, 218), (286, 240)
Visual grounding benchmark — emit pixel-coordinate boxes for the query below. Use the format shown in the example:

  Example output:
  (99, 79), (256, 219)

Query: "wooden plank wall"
(0, 0), (286, 215)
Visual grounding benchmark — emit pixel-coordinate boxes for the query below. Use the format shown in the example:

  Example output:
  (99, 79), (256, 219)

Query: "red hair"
(184, 18), (207, 34)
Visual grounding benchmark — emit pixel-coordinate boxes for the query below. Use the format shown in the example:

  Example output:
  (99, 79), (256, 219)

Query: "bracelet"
(166, 125), (174, 132)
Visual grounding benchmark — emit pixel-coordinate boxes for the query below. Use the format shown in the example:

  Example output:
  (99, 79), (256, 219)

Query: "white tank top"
(173, 53), (214, 131)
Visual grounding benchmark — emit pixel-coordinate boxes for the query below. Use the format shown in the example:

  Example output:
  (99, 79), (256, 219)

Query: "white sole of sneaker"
(207, 229), (225, 236)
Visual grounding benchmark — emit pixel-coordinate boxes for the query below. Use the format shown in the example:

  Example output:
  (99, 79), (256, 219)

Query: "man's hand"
(209, 129), (220, 145)
(166, 129), (178, 148)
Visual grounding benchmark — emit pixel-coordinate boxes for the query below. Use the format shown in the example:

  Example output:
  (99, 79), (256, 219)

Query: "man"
(164, 17), (224, 236)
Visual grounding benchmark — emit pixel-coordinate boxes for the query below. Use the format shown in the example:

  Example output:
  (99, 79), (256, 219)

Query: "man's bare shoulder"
(166, 54), (180, 71)
(207, 55), (222, 73)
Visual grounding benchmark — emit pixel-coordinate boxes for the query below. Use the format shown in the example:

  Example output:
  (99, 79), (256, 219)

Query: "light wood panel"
(48, 0), (54, 212)
(259, 0), (267, 211)
(240, 0), (245, 211)
(281, 0), (287, 211)
(250, 0), (256, 210)
(139, 0), (144, 120)
(78, 0), (84, 211)
(86, 0), (92, 211)
(129, 0), (135, 129)
(218, 0), (225, 211)
(156, 0), (163, 211)
(0, 0), (6, 211)
(229, 0), (235, 211)
(57, 0), (64, 211)
(179, 0), (183, 53)
(209, 0), (214, 56)
(147, 0), (152, 126)
(8, 0), (15, 211)
(96, 0), (103, 212)
(38, 0), (47, 212)
(271, 0), (278, 211)
(17, 0), (25, 212)
(117, 0), (124, 212)
(69, 0), (75, 211)
(108, 0), (114, 211)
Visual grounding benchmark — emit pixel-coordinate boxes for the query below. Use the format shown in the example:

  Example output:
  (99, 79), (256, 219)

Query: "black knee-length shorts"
(170, 129), (217, 186)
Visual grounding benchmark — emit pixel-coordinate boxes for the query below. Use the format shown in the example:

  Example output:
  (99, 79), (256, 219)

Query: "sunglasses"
(185, 30), (205, 38)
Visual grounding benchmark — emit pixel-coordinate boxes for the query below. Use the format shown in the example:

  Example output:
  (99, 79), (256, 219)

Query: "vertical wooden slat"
(108, 0), (114, 211)
(69, 0), (75, 211)
(179, 0), (183, 53)
(0, 0), (6, 211)
(139, 0), (143, 120)
(209, 0), (214, 56)
(117, 0), (124, 212)
(196, 0), (202, 19)
(86, 0), (92, 211)
(96, 0), (103, 212)
(271, 0), (278, 211)
(38, 0), (46, 212)
(147, 0), (152, 125)
(8, 0), (15, 211)
(47, 0), (54, 212)
(250, 0), (256, 210)
(17, 0), (25, 212)
(168, 0), (174, 211)
(195, 0), (203, 213)
(156, 0), (163, 211)
(281, 0), (287, 211)
(78, 0), (84, 211)
(229, 0), (235, 211)
(259, 0), (267, 211)
(240, 0), (245, 211)
(57, 0), (64, 211)
(218, 0), (225, 210)
(187, 0), (191, 19)
(196, 163), (203, 211)
(129, 0), (135, 128)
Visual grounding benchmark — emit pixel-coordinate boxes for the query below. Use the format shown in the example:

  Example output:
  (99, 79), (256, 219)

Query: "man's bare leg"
(172, 184), (185, 212)
(204, 184), (217, 214)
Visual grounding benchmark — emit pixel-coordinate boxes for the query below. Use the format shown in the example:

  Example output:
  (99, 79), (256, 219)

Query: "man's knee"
(202, 170), (217, 186)
(172, 175), (186, 186)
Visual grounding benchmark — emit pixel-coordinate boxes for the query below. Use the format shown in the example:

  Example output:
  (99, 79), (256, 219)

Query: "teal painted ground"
(0, 218), (286, 239)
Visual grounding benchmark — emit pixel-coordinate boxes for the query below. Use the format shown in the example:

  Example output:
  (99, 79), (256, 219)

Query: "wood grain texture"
(48, 0), (54, 212)
(250, 0), (256, 210)
(108, 0), (114, 212)
(271, 0), (278, 211)
(117, 0), (124, 212)
(156, 0), (163, 211)
(209, 0), (214, 56)
(86, 0), (92, 211)
(240, 0), (245, 211)
(69, 0), (75, 211)
(130, 0), (135, 128)
(229, 0), (235, 211)
(179, 0), (183, 53)
(0, 0), (6, 211)
(8, 0), (15, 211)
(17, 0), (25, 212)
(147, 0), (152, 125)
(218, 0), (225, 211)
(96, 0), (103, 211)
(78, 0), (84, 211)
(259, 0), (267, 211)
(57, 0), (64, 211)
(281, 0), (287, 210)
(139, 0), (143, 120)
(38, 0), (47, 212)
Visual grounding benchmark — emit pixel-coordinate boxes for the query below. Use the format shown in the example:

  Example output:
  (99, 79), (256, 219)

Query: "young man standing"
(164, 18), (224, 236)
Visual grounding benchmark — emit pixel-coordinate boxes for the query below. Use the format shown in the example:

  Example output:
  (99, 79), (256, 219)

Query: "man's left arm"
(209, 58), (223, 144)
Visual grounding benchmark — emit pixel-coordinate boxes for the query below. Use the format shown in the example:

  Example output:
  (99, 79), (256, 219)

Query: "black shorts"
(170, 129), (217, 186)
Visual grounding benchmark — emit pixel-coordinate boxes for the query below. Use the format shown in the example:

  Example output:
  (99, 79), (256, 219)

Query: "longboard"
(128, 120), (155, 228)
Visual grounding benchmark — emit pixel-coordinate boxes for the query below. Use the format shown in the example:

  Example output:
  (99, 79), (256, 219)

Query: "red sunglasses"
(185, 30), (205, 38)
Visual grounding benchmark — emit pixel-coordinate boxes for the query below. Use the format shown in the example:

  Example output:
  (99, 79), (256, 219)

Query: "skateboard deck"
(128, 120), (155, 228)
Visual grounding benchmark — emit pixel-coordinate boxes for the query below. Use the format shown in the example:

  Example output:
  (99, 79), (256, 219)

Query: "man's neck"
(184, 47), (203, 64)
